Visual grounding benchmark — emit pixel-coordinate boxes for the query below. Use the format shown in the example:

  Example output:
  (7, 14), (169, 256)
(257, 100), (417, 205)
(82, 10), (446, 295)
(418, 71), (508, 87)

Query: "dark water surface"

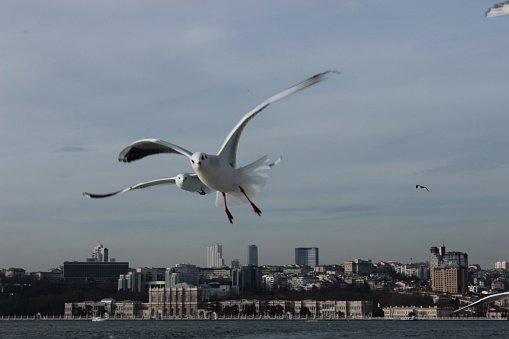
(1, 320), (508, 338)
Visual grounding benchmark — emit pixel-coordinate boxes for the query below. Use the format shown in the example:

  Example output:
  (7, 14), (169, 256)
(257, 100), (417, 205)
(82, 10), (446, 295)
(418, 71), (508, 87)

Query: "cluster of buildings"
(3, 242), (509, 319)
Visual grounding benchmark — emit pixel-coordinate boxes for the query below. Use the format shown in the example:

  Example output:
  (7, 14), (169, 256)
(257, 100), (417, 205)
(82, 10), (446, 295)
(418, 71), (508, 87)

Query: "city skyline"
(2, 2), (509, 272)
(2, 241), (504, 274)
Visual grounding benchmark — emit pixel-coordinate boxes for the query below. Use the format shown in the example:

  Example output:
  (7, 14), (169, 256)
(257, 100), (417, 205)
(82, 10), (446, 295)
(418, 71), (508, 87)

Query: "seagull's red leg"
(222, 192), (234, 224)
(239, 186), (262, 216)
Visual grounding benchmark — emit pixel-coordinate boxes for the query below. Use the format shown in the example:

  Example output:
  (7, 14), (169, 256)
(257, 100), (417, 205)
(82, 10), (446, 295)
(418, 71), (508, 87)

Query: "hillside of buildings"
(2, 244), (509, 319)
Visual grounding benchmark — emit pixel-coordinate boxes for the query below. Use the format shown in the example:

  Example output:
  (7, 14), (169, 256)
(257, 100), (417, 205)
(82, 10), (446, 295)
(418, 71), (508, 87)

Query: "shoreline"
(1, 316), (507, 321)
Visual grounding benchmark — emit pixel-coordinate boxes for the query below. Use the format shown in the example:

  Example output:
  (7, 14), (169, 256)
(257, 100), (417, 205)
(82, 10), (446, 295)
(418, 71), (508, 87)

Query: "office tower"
(247, 245), (258, 266)
(117, 267), (165, 292)
(295, 247), (319, 267)
(118, 272), (136, 291)
(166, 263), (199, 287)
(429, 245), (468, 293)
(87, 242), (109, 262)
(64, 261), (129, 283)
(207, 243), (225, 268)
(231, 259), (240, 269)
(232, 265), (262, 292)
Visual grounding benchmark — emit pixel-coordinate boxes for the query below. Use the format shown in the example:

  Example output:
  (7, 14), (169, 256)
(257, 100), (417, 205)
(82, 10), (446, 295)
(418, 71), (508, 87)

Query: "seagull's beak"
(196, 161), (201, 166)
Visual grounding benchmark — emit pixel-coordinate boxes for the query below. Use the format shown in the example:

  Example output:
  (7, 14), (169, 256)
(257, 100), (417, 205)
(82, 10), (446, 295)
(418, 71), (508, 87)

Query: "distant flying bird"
(486, 1), (509, 17)
(118, 71), (335, 223)
(454, 292), (509, 313)
(416, 185), (429, 192)
(83, 157), (282, 198)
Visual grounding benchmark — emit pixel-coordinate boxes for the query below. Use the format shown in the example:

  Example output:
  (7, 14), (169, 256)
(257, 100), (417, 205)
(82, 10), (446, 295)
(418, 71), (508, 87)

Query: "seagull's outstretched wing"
(486, 2), (509, 17)
(455, 292), (509, 312)
(118, 139), (193, 163)
(217, 71), (337, 168)
(83, 177), (178, 198)
(269, 156), (282, 168)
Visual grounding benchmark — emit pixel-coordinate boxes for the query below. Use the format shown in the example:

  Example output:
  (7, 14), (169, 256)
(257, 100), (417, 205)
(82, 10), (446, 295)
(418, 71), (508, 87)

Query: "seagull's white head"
(175, 173), (189, 189)
(190, 152), (209, 171)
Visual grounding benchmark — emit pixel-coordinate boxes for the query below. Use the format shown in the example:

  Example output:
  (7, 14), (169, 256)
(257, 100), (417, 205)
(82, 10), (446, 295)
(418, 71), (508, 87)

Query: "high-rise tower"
(88, 242), (109, 262)
(295, 247), (319, 267)
(207, 243), (225, 268)
(247, 245), (258, 266)
(429, 245), (468, 293)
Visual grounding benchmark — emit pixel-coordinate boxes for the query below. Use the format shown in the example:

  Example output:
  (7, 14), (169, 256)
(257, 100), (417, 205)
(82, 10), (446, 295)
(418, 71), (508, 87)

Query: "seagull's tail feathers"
(215, 155), (281, 207)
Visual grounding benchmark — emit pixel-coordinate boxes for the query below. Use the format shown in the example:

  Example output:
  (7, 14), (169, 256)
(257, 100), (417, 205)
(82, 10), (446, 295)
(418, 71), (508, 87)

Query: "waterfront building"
(146, 282), (211, 319)
(207, 243), (225, 268)
(65, 298), (143, 318)
(248, 245), (258, 266)
(320, 300), (374, 318)
(67, 282), (385, 319)
(295, 248), (319, 267)
(382, 306), (454, 319)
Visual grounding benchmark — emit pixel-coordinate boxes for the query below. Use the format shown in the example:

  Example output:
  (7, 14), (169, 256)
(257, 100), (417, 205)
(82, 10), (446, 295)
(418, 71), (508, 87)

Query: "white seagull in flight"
(118, 71), (335, 223)
(83, 157), (282, 198)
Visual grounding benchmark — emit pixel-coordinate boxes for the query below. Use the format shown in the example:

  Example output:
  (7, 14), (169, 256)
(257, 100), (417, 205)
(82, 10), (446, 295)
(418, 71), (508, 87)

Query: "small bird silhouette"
(416, 185), (429, 192)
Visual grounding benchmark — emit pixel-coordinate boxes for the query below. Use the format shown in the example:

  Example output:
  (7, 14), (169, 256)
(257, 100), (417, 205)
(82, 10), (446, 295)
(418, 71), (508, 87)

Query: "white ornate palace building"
(65, 282), (373, 319)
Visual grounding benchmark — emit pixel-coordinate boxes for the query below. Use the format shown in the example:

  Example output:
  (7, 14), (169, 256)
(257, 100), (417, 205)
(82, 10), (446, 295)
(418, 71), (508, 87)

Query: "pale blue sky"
(1, 1), (508, 272)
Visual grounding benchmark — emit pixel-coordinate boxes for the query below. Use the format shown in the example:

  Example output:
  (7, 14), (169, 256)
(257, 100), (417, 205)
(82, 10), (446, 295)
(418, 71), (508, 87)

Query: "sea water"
(1, 320), (508, 339)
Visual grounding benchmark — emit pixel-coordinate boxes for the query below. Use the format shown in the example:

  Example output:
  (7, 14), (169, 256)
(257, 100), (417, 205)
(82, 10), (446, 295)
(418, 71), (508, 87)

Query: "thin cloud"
(418, 154), (509, 176)
(57, 146), (93, 153)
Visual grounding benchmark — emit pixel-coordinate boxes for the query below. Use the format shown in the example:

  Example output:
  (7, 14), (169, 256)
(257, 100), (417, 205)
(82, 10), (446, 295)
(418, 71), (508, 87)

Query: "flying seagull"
(83, 157), (282, 198)
(83, 173), (213, 198)
(416, 185), (429, 192)
(454, 292), (509, 313)
(118, 71), (335, 223)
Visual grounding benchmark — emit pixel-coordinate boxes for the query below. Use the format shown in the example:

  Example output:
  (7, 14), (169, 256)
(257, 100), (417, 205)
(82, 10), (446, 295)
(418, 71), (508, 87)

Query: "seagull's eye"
(191, 160), (195, 164)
